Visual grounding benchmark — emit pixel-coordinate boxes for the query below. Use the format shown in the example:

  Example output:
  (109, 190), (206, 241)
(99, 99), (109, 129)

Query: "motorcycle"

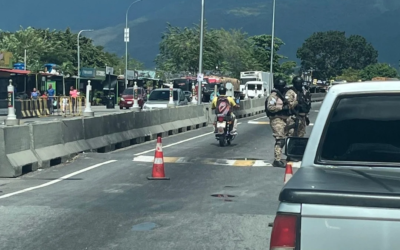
(215, 114), (235, 146)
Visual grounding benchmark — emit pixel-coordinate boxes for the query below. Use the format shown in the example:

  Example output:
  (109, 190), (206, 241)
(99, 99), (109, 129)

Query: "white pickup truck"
(269, 81), (400, 250)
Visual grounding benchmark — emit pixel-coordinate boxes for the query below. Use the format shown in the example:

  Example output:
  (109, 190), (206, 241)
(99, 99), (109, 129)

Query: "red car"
(119, 87), (146, 109)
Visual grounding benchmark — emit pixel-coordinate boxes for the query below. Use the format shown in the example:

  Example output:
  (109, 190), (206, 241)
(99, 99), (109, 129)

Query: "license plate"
(127, 101), (132, 104)
(217, 121), (226, 128)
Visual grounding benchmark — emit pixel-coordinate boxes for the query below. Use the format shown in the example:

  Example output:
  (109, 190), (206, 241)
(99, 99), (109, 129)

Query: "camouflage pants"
(287, 116), (306, 137)
(270, 117), (287, 161)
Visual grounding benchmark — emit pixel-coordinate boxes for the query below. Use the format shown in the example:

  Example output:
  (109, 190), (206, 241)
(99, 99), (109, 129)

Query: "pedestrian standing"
(266, 79), (297, 168)
(286, 76), (311, 138)
(47, 84), (55, 114)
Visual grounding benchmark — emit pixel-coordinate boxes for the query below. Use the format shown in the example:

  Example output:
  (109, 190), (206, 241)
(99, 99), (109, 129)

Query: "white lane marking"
(133, 155), (154, 162)
(309, 123), (314, 126)
(248, 120), (270, 124)
(134, 132), (214, 156)
(134, 122), (243, 156)
(253, 160), (272, 167)
(253, 116), (267, 121)
(0, 160), (117, 199)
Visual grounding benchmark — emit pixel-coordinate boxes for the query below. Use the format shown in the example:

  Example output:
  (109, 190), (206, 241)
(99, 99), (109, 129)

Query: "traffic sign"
(106, 66), (114, 75)
(197, 73), (204, 82)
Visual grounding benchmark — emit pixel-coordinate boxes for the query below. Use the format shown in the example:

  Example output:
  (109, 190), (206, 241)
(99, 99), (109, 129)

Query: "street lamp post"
(77, 29), (94, 86)
(197, 0), (205, 105)
(269, 0), (276, 91)
(125, 0), (143, 89)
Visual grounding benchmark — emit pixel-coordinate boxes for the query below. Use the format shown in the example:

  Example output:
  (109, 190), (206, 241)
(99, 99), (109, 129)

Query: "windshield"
(122, 88), (142, 95)
(148, 90), (178, 101)
(319, 94), (400, 163)
(241, 78), (257, 85)
(247, 84), (262, 90)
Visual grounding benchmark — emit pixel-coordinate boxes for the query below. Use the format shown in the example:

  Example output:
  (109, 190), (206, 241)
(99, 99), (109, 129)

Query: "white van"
(244, 81), (264, 98)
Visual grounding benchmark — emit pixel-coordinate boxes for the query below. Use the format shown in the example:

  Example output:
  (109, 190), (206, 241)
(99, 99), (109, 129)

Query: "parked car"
(119, 87), (146, 109)
(142, 88), (188, 110)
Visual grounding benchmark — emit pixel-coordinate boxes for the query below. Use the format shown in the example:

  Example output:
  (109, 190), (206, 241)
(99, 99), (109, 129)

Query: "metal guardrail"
(15, 96), (86, 119)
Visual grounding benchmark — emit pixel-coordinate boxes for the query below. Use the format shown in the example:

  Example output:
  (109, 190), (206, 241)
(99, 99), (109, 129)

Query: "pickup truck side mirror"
(285, 137), (308, 160)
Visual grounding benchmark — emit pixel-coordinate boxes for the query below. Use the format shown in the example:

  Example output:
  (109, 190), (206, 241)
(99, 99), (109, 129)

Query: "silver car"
(142, 88), (188, 110)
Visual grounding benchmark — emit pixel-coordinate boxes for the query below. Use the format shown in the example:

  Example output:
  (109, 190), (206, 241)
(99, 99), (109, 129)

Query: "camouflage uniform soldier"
(286, 76), (311, 137)
(266, 79), (298, 168)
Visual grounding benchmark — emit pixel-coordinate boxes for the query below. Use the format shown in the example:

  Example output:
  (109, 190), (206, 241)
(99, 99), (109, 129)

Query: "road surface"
(0, 102), (321, 250)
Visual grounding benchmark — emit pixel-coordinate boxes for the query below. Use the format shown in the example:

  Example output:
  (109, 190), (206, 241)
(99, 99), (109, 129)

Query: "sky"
(2, 0), (397, 32)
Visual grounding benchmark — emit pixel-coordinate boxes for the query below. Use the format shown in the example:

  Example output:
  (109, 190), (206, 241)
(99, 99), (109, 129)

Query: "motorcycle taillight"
(217, 117), (224, 122)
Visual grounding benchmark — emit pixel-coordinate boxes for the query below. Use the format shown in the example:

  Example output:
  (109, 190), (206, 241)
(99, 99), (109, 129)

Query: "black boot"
(273, 160), (286, 168)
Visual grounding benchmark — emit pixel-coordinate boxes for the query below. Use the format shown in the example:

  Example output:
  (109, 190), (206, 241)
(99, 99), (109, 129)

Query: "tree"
(213, 29), (260, 78)
(0, 26), (61, 72)
(335, 68), (361, 82)
(0, 27), (144, 75)
(155, 22), (223, 73)
(344, 35), (378, 69)
(110, 55), (144, 75)
(249, 34), (286, 72)
(297, 31), (378, 79)
(155, 22), (292, 80)
(359, 63), (398, 80)
(280, 61), (297, 75)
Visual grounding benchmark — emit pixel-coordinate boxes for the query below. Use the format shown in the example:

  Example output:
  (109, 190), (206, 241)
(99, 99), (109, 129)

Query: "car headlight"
(120, 98), (125, 101)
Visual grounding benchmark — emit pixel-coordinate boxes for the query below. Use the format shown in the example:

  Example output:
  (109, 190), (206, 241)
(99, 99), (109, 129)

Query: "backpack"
(215, 96), (231, 115)
(297, 91), (311, 113)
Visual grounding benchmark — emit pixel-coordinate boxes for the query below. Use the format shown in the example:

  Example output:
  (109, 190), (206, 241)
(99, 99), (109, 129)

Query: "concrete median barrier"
(0, 99), (265, 177)
(30, 121), (73, 168)
(0, 125), (38, 177)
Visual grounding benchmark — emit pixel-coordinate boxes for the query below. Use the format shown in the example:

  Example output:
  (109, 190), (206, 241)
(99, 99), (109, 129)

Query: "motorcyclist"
(266, 78), (297, 168)
(211, 86), (239, 135)
(287, 76), (311, 137)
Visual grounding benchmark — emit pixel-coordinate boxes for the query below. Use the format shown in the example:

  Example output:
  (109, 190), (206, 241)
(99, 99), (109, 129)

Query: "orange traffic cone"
(283, 163), (293, 184)
(147, 136), (170, 180)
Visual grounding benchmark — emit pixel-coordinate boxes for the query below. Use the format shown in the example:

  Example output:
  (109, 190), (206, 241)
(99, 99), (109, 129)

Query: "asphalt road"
(0, 102), (322, 250)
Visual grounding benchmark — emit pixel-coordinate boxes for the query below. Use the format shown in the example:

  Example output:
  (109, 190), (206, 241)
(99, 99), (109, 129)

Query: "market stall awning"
(0, 68), (31, 74)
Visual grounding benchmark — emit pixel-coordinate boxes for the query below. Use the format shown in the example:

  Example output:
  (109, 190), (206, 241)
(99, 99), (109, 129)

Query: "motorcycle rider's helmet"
(219, 86), (227, 95)
(274, 79), (286, 91)
(292, 76), (304, 90)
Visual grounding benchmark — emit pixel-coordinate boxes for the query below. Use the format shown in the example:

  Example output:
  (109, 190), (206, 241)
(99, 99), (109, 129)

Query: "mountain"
(1, 0), (399, 68)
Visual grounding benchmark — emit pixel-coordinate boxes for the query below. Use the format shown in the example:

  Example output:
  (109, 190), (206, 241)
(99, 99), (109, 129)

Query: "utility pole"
(197, 0), (205, 105)
(269, 0), (276, 89)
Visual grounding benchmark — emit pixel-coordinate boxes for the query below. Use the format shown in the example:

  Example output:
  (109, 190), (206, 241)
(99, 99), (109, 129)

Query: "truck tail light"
(270, 214), (297, 250)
